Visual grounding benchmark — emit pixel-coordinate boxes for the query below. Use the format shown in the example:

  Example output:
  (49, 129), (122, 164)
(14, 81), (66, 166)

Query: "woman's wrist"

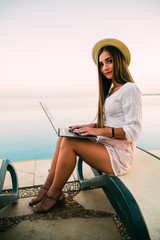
(89, 123), (96, 128)
(98, 127), (114, 138)
(99, 127), (127, 140)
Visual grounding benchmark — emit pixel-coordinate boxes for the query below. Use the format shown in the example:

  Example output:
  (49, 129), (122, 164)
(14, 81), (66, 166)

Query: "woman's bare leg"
(33, 137), (113, 211)
(43, 137), (63, 189)
(29, 137), (63, 205)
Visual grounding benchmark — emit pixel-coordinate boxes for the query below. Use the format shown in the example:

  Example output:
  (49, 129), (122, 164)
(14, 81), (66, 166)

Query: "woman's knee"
(57, 136), (63, 143)
(60, 137), (77, 149)
(55, 137), (63, 148)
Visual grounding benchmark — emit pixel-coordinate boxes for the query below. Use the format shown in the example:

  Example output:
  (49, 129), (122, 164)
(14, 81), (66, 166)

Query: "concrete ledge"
(3, 159), (74, 189)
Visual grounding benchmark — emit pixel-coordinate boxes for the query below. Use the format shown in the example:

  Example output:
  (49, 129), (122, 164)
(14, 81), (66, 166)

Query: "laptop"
(39, 101), (97, 139)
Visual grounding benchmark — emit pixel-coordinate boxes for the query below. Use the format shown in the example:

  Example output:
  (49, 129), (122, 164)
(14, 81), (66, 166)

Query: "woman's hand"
(69, 123), (96, 132)
(71, 126), (101, 136)
(69, 124), (87, 131)
(70, 125), (127, 139)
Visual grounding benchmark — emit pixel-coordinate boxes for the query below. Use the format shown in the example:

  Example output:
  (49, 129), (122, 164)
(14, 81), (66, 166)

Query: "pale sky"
(0, 0), (160, 98)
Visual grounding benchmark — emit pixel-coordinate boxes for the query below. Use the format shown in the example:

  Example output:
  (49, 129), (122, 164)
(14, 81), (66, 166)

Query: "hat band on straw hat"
(92, 38), (131, 66)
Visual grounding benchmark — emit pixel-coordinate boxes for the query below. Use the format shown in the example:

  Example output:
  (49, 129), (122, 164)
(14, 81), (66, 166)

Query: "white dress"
(97, 82), (142, 176)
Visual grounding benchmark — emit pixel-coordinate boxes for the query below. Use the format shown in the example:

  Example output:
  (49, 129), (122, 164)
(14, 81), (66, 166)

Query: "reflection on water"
(0, 96), (160, 162)
(136, 95), (160, 150)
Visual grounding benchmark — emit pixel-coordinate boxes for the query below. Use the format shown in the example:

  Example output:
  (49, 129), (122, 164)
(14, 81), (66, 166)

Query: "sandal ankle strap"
(46, 193), (62, 201)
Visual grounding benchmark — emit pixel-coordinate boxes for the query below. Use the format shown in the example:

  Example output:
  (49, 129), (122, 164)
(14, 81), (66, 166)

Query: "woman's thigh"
(61, 137), (114, 175)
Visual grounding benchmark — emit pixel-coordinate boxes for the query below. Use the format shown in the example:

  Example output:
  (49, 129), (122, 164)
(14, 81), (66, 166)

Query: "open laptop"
(39, 101), (97, 139)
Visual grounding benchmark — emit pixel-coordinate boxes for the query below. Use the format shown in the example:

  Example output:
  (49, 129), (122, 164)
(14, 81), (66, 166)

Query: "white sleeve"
(122, 84), (142, 141)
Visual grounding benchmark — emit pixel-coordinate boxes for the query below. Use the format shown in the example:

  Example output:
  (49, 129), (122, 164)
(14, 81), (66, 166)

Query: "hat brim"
(92, 38), (131, 66)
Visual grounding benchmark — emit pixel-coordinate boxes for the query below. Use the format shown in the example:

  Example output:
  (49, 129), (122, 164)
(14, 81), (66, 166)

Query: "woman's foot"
(32, 192), (65, 213)
(29, 186), (49, 206)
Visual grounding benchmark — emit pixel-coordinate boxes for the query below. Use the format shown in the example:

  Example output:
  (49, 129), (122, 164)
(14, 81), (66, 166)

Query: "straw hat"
(92, 38), (131, 66)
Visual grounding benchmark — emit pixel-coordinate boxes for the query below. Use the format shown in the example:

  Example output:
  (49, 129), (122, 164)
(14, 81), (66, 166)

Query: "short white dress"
(97, 82), (142, 176)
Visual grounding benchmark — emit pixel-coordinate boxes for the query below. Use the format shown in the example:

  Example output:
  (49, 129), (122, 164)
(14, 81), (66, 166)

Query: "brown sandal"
(33, 193), (65, 213)
(29, 186), (49, 206)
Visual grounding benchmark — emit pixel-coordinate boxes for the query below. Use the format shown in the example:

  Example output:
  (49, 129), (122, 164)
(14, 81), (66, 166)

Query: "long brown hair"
(96, 46), (134, 128)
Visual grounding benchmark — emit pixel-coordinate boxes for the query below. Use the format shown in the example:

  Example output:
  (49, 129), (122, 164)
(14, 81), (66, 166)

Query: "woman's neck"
(113, 84), (122, 89)
(109, 82), (123, 96)
(112, 79), (123, 88)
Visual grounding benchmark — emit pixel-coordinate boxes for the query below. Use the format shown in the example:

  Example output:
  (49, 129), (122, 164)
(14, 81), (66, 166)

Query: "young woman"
(29, 38), (142, 213)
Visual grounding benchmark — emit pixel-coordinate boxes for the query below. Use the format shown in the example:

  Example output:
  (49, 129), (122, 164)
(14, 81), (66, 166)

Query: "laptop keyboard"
(61, 128), (75, 136)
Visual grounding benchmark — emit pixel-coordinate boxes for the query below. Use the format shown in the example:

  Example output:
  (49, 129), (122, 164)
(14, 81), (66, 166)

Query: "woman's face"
(99, 50), (113, 80)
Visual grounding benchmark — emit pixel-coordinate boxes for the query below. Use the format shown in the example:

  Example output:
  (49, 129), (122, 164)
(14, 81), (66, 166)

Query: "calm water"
(0, 96), (160, 162)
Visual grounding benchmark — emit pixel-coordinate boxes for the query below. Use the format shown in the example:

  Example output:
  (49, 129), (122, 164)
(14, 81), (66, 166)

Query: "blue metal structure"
(0, 159), (19, 209)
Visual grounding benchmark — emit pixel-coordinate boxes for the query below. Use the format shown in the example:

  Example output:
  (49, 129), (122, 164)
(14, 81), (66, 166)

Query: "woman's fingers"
(69, 124), (86, 131)
(69, 125), (80, 130)
(75, 127), (91, 135)
(75, 127), (100, 136)
(69, 125), (98, 136)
